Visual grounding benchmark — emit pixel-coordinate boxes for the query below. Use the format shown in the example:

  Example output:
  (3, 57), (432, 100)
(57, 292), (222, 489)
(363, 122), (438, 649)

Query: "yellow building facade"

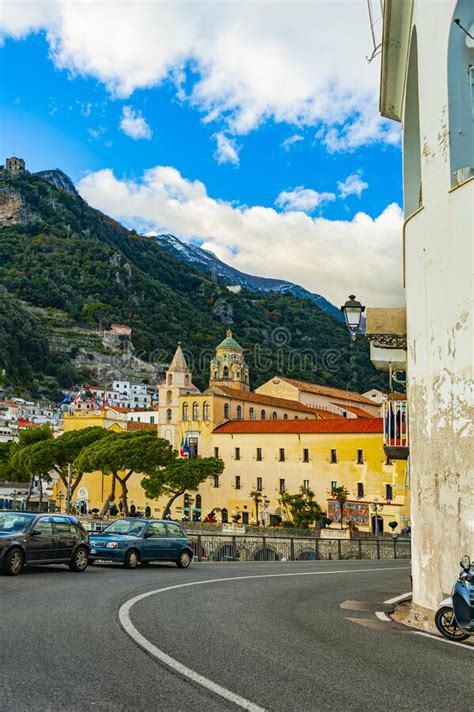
(56, 332), (409, 532)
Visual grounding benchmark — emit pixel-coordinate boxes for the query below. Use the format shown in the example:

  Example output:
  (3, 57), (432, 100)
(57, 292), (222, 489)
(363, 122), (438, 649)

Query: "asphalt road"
(0, 560), (472, 711)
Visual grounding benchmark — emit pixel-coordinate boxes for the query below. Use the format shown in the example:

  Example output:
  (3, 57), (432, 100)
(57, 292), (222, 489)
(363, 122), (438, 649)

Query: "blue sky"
(0, 2), (404, 306)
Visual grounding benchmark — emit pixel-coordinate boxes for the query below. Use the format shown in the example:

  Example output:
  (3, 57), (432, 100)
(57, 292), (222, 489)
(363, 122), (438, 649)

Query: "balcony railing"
(383, 397), (409, 460)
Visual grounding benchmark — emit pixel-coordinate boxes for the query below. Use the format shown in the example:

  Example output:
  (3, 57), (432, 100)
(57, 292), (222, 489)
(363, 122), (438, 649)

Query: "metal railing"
(187, 533), (410, 562)
(383, 398), (408, 450)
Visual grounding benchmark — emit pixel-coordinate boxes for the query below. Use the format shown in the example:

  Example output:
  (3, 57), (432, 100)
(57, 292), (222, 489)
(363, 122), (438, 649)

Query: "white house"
(373, 0), (473, 612)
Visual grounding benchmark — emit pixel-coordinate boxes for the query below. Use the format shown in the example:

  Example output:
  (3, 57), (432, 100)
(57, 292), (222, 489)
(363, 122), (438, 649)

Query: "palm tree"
(333, 485), (350, 530)
(249, 488), (263, 525)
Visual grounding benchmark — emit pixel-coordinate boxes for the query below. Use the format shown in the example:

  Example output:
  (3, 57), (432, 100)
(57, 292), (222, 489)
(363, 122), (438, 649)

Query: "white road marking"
(379, 592), (474, 652)
(413, 631), (474, 651)
(384, 591), (412, 605)
(119, 566), (409, 711)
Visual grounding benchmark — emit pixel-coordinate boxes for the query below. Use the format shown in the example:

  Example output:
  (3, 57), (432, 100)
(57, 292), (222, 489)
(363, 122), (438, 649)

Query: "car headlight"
(106, 542), (119, 549)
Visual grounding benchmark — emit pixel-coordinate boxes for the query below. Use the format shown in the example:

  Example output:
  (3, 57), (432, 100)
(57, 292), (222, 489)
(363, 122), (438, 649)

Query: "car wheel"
(124, 549), (139, 569)
(68, 546), (89, 572)
(176, 550), (192, 568)
(2, 547), (25, 576)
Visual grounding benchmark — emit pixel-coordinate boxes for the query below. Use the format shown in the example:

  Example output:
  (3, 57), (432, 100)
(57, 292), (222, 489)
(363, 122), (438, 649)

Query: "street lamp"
(371, 499), (384, 537)
(341, 295), (366, 341)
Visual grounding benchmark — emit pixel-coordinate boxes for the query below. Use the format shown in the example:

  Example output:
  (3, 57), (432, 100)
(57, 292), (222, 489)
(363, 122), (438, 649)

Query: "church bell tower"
(209, 330), (250, 391)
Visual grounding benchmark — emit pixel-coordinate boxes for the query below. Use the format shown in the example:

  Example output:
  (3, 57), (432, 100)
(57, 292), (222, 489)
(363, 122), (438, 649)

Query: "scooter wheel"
(435, 606), (470, 641)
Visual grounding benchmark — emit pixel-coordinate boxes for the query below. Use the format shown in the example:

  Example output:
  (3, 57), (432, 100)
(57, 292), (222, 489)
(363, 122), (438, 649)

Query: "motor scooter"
(435, 555), (474, 641)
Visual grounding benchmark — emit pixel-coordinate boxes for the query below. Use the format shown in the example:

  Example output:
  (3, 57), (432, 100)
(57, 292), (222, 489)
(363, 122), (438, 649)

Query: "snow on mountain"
(155, 234), (343, 320)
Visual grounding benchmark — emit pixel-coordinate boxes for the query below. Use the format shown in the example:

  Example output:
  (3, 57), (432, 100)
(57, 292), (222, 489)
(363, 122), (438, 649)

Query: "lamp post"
(340, 295), (366, 342)
(371, 499), (384, 537)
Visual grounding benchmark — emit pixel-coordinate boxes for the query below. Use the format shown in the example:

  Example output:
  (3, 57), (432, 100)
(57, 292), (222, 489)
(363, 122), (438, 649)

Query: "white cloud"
(0, 1), (396, 149)
(77, 165), (404, 307)
(281, 134), (304, 152)
(275, 187), (335, 213)
(120, 106), (153, 140)
(213, 132), (240, 165)
(337, 171), (369, 199)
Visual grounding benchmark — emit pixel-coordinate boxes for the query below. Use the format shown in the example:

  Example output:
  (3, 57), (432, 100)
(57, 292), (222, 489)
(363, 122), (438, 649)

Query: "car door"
(27, 517), (57, 562)
(52, 517), (78, 561)
(165, 522), (188, 559)
(141, 521), (171, 561)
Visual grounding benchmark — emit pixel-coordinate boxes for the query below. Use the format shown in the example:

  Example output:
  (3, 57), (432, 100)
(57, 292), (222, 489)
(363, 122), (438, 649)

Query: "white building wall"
(402, 1), (473, 610)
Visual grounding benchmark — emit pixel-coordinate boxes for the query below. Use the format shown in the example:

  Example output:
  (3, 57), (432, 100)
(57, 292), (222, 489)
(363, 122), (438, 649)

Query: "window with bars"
(256, 477), (263, 491)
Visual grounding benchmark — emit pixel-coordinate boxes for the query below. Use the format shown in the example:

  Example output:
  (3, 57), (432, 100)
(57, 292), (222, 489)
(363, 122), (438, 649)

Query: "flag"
(180, 437), (190, 458)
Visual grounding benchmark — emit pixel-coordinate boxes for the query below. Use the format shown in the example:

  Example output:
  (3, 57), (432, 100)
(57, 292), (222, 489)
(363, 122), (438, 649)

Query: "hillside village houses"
(60, 331), (410, 533)
(365, 0), (474, 613)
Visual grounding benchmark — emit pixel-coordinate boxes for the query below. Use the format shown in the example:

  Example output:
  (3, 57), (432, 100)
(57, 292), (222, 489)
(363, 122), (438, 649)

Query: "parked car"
(0, 512), (90, 576)
(89, 518), (193, 569)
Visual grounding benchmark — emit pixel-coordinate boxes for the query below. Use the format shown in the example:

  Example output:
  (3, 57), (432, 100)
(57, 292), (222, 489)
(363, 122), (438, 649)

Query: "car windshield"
(0, 512), (34, 534)
(102, 520), (147, 537)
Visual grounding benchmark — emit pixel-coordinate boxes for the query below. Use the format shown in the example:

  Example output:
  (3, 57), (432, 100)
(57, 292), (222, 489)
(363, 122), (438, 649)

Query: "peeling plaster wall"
(404, 1), (474, 610)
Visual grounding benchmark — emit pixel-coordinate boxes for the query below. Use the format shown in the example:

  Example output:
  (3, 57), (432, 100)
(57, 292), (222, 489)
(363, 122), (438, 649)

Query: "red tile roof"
(273, 376), (376, 405)
(209, 386), (319, 415)
(330, 403), (374, 418)
(213, 418), (383, 435)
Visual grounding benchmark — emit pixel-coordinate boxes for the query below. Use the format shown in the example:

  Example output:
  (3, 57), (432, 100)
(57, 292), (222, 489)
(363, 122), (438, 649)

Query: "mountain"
(155, 234), (343, 321)
(0, 165), (386, 396)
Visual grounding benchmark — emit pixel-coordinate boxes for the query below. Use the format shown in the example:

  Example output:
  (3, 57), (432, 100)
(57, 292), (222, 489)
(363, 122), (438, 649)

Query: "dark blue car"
(89, 518), (193, 569)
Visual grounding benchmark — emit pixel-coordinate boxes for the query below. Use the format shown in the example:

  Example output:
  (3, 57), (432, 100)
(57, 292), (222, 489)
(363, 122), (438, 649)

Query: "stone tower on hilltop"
(5, 157), (25, 175)
(209, 330), (250, 391)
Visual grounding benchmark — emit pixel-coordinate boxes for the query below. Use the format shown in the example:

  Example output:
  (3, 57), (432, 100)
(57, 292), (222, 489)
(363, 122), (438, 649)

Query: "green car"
(89, 518), (193, 569)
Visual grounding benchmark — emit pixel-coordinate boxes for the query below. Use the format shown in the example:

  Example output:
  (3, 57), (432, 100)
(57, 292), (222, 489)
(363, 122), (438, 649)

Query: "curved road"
(1, 560), (471, 711)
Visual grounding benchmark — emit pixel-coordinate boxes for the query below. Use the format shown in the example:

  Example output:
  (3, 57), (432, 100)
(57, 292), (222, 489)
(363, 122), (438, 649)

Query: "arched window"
(167, 374), (173, 386)
(261, 410), (266, 420)
(272, 411), (277, 420)
(182, 402), (189, 421)
(223, 366), (229, 378)
(224, 403), (230, 419)
(166, 408), (172, 423)
(203, 401), (210, 421)
(192, 401), (199, 420)
(448, 1), (473, 186)
(235, 370), (241, 380)
(403, 27), (422, 217)
(185, 374), (190, 386)
(249, 407), (254, 420)
(283, 413), (288, 420)
(294, 415), (299, 420)
(166, 390), (172, 405)
(195, 494), (202, 511)
(236, 405), (242, 420)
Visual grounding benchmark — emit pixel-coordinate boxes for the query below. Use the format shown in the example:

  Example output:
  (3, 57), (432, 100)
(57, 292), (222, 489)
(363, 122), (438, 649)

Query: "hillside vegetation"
(0, 170), (386, 395)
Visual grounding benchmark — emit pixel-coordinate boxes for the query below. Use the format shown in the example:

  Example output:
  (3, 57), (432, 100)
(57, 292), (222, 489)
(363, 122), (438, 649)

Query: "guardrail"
(187, 534), (410, 562)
